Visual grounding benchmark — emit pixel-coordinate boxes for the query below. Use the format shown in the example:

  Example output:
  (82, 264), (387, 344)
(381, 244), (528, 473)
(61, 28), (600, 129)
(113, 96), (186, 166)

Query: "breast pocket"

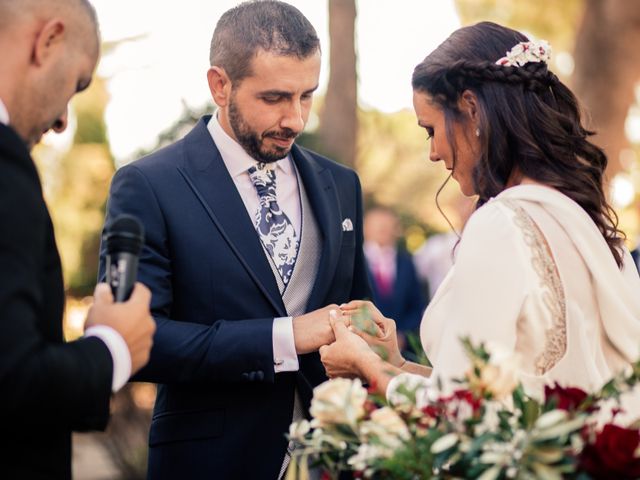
(342, 231), (356, 247)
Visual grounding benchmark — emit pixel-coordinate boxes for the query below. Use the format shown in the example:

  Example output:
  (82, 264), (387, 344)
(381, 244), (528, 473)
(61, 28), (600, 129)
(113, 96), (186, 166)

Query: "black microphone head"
(104, 214), (145, 255)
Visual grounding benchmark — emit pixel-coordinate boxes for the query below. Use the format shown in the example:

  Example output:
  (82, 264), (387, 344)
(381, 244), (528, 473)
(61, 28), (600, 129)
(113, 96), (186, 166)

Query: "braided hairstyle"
(413, 21), (625, 267)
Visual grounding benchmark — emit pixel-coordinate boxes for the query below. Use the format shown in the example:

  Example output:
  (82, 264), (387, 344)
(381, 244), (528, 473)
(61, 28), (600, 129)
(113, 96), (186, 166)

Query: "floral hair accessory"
(495, 39), (552, 67)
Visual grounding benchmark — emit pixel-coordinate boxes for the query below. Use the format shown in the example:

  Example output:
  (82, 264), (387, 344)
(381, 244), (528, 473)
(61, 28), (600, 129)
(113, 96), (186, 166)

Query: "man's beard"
(228, 98), (298, 163)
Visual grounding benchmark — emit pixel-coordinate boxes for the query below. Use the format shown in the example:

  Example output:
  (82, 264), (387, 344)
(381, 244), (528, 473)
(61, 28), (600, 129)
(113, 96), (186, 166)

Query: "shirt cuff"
(272, 316), (299, 373)
(85, 325), (132, 392)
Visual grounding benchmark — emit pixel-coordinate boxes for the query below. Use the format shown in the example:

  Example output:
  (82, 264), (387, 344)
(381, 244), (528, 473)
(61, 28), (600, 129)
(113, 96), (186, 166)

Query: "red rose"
(421, 404), (443, 419)
(579, 424), (640, 479)
(451, 389), (482, 413)
(545, 383), (588, 411)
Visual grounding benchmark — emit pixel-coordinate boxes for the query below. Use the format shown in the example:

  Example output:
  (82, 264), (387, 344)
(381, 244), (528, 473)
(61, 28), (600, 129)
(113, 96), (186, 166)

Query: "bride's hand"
(319, 311), (378, 379)
(341, 300), (405, 368)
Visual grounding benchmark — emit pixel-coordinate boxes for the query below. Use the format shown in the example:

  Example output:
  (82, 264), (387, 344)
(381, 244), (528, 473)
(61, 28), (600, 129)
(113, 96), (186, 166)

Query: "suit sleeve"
(349, 172), (373, 301)
(0, 161), (112, 431)
(398, 254), (426, 332)
(99, 165), (275, 385)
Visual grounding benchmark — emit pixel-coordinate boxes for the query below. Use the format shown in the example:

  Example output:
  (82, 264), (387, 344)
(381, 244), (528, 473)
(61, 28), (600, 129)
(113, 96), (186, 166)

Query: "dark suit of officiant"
(99, 116), (370, 479)
(0, 124), (113, 479)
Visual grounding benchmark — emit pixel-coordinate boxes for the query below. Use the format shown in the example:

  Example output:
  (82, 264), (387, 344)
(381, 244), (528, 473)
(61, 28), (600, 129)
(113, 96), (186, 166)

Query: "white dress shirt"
(0, 95), (131, 392)
(364, 242), (397, 285)
(208, 115), (300, 373)
(0, 97), (9, 125)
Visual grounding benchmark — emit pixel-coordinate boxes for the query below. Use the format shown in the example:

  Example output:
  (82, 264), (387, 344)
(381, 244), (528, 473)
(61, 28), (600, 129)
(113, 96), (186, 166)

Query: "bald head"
(0, 0), (99, 52)
(0, 0), (97, 26)
(0, 0), (100, 148)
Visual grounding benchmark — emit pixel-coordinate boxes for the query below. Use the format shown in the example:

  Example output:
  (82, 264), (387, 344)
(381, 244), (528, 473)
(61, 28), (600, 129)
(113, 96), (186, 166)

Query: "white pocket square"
(342, 218), (353, 232)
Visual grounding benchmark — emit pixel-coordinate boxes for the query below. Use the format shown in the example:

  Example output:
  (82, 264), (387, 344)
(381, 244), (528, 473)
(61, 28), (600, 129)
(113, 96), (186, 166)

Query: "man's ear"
(207, 66), (232, 107)
(459, 89), (479, 123)
(32, 19), (65, 66)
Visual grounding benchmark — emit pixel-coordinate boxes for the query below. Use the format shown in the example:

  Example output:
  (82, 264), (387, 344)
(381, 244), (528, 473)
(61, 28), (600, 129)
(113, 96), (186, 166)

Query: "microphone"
(104, 214), (145, 302)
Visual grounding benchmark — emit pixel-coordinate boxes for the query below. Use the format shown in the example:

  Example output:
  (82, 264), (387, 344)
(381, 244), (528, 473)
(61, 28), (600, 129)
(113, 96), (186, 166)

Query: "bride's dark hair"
(412, 21), (625, 267)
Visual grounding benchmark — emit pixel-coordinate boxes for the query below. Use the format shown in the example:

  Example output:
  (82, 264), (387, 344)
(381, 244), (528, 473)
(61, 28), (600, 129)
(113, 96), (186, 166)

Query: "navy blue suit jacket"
(367, 250), (425, 333)
(99, 117), (370, 479)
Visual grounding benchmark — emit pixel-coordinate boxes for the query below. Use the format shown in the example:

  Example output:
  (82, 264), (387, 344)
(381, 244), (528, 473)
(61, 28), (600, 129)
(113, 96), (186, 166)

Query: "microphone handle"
(106, 252), (139, 302)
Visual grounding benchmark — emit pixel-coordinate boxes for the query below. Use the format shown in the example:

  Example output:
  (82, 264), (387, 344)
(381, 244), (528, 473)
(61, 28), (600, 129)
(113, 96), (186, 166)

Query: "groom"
(99, 1), (370, 478)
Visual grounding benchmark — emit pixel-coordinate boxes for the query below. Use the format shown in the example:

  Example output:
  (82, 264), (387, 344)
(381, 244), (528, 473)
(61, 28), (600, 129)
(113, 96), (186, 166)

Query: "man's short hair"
(210, 0), (320, 83)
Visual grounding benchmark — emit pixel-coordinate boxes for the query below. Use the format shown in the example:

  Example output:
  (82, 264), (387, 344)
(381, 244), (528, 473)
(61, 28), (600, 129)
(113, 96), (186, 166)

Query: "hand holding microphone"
(86, 215), (156, 376)
(104, 214), (145, 302)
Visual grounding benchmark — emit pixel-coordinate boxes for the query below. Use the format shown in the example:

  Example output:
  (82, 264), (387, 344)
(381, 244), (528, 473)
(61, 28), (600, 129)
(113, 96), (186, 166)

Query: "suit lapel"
(176, 117), (286, 316)
(291, 145), (341, 311)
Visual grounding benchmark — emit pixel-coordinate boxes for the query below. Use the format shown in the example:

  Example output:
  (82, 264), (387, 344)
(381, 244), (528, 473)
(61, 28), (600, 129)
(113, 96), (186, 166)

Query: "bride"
(319, 21), (640, 409)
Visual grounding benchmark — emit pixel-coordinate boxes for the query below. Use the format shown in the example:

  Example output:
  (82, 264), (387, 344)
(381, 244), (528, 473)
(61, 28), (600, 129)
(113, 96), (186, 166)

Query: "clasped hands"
(293, 301), (404, 380)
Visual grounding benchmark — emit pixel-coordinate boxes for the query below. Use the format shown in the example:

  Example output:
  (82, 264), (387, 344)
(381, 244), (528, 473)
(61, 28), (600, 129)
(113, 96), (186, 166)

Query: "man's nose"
(280, 101), (304, 133)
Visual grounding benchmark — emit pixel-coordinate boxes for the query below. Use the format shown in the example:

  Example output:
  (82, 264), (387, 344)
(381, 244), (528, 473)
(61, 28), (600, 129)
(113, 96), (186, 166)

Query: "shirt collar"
(0, 97), (10, 126)
(364, 241), (397, 258)
(207, 113), (292, 178)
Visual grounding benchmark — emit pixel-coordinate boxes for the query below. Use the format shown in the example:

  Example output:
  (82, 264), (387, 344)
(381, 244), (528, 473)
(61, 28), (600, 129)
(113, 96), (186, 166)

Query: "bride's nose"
(429, 142), (440, 162)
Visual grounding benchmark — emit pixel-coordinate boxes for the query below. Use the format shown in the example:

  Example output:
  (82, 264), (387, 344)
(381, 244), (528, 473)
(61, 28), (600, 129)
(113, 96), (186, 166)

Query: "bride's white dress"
(390, 184), (640, 415)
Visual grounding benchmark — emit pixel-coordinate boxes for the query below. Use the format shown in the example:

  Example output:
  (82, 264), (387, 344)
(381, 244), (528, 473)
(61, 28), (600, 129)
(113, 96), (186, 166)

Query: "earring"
(475, 127), (480, 137)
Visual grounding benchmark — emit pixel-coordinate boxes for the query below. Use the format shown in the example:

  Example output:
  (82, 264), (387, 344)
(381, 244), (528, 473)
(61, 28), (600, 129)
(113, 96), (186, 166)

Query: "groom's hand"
(292, 305), (340, 354)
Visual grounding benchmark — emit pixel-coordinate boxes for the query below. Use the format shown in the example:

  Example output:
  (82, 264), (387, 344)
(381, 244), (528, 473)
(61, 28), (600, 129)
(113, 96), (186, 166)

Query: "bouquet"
(286, 338), (640, 479)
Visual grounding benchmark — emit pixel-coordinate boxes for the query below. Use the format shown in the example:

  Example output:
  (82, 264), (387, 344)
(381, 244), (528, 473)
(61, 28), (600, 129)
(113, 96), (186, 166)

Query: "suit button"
(255, 371), (264, 381)
(241, 373), (250, 381)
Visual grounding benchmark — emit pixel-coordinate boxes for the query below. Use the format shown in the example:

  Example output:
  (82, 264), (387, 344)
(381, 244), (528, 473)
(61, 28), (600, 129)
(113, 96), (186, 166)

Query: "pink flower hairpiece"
(495, 40), (552, 67)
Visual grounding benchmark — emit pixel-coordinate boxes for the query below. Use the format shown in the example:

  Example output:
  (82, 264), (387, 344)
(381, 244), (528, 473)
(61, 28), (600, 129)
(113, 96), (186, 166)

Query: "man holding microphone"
(0, 0), (155, 478)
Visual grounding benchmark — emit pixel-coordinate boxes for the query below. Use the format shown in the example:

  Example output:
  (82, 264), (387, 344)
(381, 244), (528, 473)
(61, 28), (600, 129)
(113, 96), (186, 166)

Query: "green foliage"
(454, 0), (584, 52)
(34, 77), (114, 295)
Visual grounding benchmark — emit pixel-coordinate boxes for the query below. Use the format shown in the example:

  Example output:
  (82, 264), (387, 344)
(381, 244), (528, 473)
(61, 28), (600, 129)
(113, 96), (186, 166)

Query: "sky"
(84, 0), (461, 161)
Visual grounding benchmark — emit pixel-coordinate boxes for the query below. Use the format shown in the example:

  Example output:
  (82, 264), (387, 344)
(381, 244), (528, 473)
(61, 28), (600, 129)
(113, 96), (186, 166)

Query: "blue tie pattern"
(248, 163), (299, 285)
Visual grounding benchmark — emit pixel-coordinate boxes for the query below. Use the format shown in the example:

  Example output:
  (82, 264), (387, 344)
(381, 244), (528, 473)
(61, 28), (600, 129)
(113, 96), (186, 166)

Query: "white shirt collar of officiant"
(207, 112), (293, 179)
(0, 97), (10, 126)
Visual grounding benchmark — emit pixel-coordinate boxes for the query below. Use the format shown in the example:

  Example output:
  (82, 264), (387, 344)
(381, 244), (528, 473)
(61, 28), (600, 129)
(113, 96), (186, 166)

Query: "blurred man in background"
(0, 1), (155, 478)
(364, 206), (425, 353)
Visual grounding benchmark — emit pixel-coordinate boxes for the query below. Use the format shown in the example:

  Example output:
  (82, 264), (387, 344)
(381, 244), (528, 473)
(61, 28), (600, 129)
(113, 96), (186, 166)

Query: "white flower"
(348, 444), (389, 471)
(309, 378), (367, 428)
(386, 373), (434, 410)
(360, 407), (410, 451)
(480, 342), (521, 400)
(496, 40), (552, 67)
(475, 401), (501, 436)
(288, 419), (310, 442)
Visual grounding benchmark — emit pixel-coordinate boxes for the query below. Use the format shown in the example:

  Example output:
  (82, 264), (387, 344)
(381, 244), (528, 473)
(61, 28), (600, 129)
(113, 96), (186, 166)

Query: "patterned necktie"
(248, 162), (299, 285)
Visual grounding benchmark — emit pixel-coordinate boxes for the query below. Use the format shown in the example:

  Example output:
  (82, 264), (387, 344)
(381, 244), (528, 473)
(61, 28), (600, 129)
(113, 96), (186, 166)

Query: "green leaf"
(430, 433), (458, 454)
(476, 465), (502, 480)
(529, 446), (566, 464)
(531, 416), (586, 441)
(531, 461), (564, 480)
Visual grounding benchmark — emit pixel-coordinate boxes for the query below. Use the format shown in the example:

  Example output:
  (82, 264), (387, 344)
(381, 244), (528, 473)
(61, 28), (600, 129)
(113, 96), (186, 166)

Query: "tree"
(317, 0), (358, 168)
(572, 0), (640, 176)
